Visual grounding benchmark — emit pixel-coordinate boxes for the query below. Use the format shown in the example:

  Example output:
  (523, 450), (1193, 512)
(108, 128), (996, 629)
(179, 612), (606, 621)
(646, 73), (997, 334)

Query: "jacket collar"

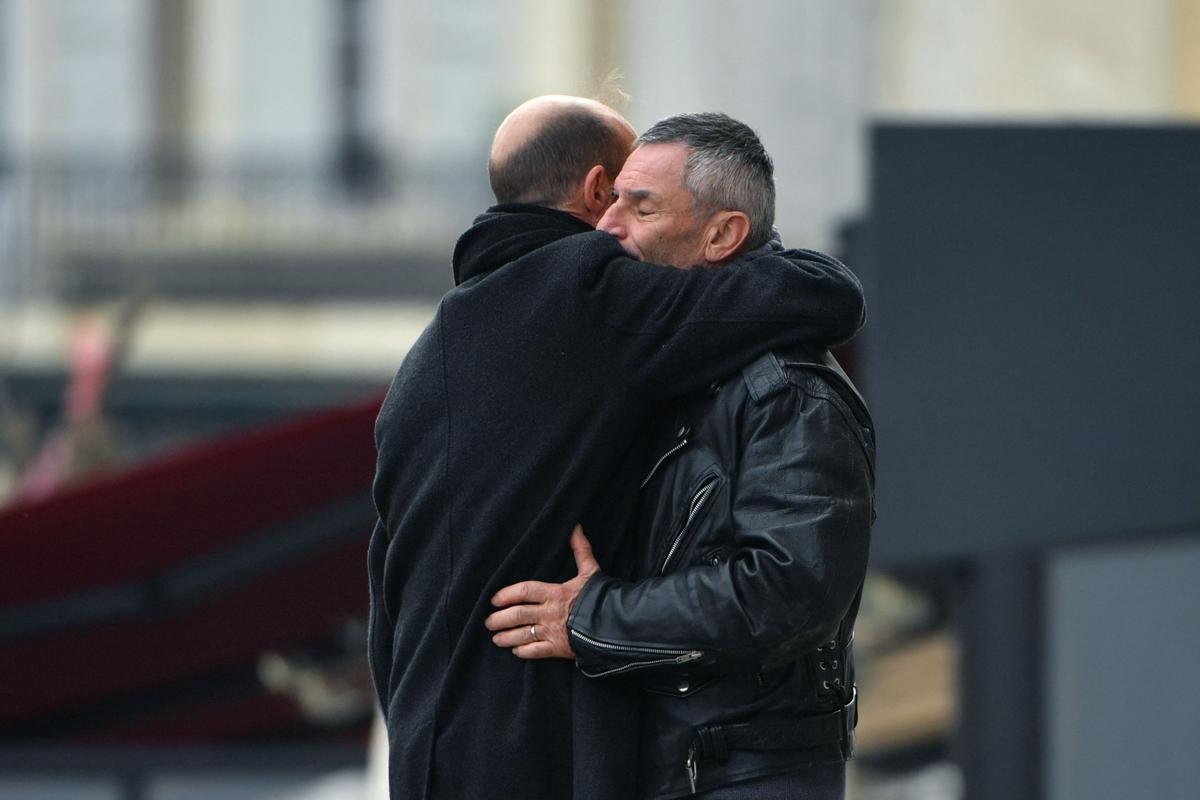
(451, 204), (593, 286)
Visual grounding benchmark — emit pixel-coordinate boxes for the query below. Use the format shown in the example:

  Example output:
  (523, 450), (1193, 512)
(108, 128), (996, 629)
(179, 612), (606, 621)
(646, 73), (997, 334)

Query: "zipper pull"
(675, 650), (703, 664)
(686, 743), (698, 794)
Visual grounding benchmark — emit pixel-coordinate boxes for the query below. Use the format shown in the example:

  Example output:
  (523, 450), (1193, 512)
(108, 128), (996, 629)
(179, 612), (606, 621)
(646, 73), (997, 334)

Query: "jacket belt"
(690, 688), (857, 763)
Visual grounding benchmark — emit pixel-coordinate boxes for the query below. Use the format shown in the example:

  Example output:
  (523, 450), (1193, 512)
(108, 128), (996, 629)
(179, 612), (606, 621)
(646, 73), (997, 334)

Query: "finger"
(483, 605), (538, 631)
(570, 524), (600, 576)
(511, 641), (560, 660)
(491, 626), (536, 649)
(491, 580), (551, 607)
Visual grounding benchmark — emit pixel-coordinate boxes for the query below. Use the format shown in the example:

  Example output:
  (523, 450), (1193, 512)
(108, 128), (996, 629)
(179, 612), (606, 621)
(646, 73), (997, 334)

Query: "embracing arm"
(573, 232), (865, 401)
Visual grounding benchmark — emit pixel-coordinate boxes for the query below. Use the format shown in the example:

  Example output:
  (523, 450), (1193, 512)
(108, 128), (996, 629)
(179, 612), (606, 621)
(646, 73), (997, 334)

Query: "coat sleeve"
(573, 232), (865, 402)
(565, 378), (873, 679)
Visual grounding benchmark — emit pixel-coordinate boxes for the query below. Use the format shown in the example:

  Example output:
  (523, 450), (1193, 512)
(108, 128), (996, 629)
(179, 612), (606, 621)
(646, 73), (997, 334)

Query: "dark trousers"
(695, 762), (846, 800)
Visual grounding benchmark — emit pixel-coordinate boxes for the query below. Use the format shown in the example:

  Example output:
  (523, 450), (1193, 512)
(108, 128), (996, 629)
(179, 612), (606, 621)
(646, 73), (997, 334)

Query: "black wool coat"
(367, 204), (865, 800)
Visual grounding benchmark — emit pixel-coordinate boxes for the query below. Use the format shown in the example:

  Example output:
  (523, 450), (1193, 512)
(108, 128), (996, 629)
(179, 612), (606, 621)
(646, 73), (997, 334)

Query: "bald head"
(488, 95), (636, 213)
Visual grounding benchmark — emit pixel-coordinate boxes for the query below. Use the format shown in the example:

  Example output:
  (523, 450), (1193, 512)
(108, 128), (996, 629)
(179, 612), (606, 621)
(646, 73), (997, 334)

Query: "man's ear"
(703, 211), (751, 264)
(580, 164), (611, 223)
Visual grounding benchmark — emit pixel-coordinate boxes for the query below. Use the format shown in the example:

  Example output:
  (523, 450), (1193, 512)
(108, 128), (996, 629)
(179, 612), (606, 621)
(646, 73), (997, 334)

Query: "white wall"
(877, 0), (1181, 118)
(2, 0), (153, 160)
(190, 0), (336, 169)
(621, 0), (876, 251)
(372, 0), (506, 165)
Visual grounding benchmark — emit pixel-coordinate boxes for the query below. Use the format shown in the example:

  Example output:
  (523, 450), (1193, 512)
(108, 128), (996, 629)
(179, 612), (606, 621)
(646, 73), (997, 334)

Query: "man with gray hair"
(488, 113), (875, 799)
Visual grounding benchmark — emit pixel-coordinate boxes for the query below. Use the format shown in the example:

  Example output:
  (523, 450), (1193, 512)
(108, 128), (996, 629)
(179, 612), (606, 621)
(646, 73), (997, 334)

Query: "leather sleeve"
(566, 376), (873, 679)
(572, 232), (866, 402)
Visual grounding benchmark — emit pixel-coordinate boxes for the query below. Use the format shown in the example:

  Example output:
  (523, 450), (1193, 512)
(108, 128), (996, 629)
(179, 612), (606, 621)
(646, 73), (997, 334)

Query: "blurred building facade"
(3, 0), (1198, 306)
(1, 2), (1198, 800)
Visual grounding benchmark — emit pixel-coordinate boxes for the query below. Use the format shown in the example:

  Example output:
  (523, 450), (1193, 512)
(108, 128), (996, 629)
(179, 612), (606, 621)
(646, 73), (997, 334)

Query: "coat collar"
(451, 204), (593, 285)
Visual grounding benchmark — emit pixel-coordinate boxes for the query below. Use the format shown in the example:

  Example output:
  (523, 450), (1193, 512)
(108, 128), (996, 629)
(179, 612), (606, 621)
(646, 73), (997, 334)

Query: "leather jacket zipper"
(568, 630), (703, 678)
(640, 431), (689, 488)
(659, 475), (720, 575)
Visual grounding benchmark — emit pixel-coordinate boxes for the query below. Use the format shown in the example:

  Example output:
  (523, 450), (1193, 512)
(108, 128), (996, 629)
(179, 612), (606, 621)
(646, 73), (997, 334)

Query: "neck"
(554, 201), (597, 228)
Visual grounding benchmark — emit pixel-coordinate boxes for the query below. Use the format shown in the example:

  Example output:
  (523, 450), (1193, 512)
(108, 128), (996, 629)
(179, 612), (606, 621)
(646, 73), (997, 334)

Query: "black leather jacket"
(567, 346), (875, 799)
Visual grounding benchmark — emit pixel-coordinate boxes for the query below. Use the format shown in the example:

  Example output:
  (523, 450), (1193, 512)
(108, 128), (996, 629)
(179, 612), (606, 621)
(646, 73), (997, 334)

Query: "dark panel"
(956, 555), (1043, 800)
(865, 125), (1200, 564)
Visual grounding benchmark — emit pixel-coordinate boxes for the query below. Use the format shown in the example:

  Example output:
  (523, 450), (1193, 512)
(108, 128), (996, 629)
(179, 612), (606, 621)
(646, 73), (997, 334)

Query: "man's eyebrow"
(622, 188), (654, 201)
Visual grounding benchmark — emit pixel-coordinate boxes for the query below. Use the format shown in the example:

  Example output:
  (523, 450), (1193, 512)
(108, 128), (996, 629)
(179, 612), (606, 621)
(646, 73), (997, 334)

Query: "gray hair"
(636, 112), (775, 250)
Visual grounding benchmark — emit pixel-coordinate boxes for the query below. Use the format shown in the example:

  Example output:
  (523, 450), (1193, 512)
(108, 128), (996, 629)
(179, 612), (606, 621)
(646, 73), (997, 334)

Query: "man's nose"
(597, 207), (624, 237)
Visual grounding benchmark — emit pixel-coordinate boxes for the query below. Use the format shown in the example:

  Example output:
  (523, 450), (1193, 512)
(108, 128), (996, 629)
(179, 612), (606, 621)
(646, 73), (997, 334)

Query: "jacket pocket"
(658, 470), (723, 575)
(569, 629), (704, 678)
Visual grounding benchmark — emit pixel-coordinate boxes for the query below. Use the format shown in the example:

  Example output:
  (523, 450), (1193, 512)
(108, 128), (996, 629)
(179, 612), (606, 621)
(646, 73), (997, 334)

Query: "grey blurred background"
(0, 1), (1197, 799)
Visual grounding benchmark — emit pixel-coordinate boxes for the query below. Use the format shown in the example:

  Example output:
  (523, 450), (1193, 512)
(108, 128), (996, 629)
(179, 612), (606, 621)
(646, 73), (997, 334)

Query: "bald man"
(367, 96), (865, 800)
(487, 96), (635, 225)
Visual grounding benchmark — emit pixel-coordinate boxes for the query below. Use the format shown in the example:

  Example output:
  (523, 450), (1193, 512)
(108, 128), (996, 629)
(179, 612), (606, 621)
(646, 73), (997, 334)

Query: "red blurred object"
(16, 314), (117, 503)
(0, 392), (384, 743)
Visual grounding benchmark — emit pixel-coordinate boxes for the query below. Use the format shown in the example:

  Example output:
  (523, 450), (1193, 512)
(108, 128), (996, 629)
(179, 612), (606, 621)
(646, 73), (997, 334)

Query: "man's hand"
(485, 524), (600, 659)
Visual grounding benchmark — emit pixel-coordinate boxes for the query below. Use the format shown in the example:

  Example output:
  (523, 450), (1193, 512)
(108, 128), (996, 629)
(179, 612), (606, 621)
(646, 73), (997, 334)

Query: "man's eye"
(636, 208), (654, 217)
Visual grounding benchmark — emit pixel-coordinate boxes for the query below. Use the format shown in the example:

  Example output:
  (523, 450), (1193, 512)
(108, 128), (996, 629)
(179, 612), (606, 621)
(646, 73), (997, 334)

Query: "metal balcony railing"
(0, 156), (490, 304)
